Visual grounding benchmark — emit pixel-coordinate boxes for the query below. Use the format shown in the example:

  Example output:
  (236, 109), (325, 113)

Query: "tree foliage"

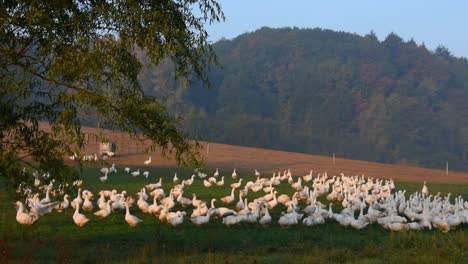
(141, 27), (468, 171)
(0, 0), (224, 182)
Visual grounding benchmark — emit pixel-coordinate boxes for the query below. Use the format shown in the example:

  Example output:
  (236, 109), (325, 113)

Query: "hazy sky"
(206, 0), (468, 58)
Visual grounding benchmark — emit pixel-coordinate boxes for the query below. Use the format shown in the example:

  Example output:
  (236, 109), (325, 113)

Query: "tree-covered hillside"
(139, 27), (468, 171)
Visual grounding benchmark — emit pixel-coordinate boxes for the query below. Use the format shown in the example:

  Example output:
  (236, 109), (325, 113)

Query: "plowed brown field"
(48, 125), (468, 184)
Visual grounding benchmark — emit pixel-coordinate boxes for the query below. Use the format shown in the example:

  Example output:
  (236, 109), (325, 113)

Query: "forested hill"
(138, 27), (468, 171)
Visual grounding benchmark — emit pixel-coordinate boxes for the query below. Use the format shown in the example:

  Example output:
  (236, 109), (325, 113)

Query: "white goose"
(259, 205), (272, 225)
(55, 194), (70, 212)
(220, 188), (236, 205)
(232, 168), (237, 179)
(144, 156), (152, 165)
(73, 203), (90, 227)
(124, 202), (142, 227)
(94, 200), (112, 218)
(99, 172), (108, 183)
(82, 195), (94, 212)
(131, 169), (140, 177)
(191, 208), (214, 226)
(203, 179), (212, 188)
(184, 175), (196, 186)
(173, 172), (179, 184)
(40, 189), (51, 204)
(230, 179), (243, 189)
(15, 201), (39, 225)
(146, 178), (163, 190)
(216, 176), (225, 187)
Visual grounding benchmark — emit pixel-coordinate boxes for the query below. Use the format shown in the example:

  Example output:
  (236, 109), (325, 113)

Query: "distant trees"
(141, 27), (468, 171)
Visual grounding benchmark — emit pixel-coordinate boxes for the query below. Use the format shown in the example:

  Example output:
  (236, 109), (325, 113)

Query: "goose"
(110, 164), (117, 173)
(277, 194), (291, 205)
(263, 190), (276, 201)
(184, 175), (196, 186)
(150, 188), (165, 200)
(124, 202), (143, 227)
(143, 171), (150, 178)
(111, 197), (126, 211)
(82, 196), (94, 212)
(222, 215), (240, 227)
(102, 190), (112, 197)
(191, 208), (214, 226)
(73, 203), (90, 227)
(15, 201), (39, 225)
(34, 176), (41, 187)
(235, 193), (244, 211)
(144, 156), (152, 165)
(157, 205), (169, 222)
(100, 167), (109, 175)
(99, 172), (108, 183)
(232, 168), (237, 179)
(137, 194), (150, 214)
(303, 211), (325, 227)
(251, 183), (263, 193)
(192, 194), (202, 207)
(214, 168), (219, 177)
(160, 191), (175, 210)
(259, 205), (272, 225)
(255, 169), (261, 176)
(350, 204), (369, 230)
(40, 189), (51, 204)
(216, 176), (225, 187)
(278, 213), (299, 227)
(169, 211), (186, 227)
(177, 191), (192, 207)
(263, 182), (274, 193)
(173, 172), (179, 184)
(71, 189), (83, 209)
(268, 191), (278, 209)
(146, 178), (163, 190)
(406, 222), (424, 231)
(148, 196), (162, 215)
(210, 198), (236, 217)
(97, 192), (107, 209)
(131, 169), (140, 177)
(94, 200), (112, 218)
(291, 178), (303, 191)
(436, 211), (450, 233)
(303, 170), (313, 182)
(230, 179), (243, 189)
(55, 194), (70, 212)
(220, 188), (235, 205)
(203, 179), (212, 188)
(422, 181), (429, 198)
(124, 167), (131, 173)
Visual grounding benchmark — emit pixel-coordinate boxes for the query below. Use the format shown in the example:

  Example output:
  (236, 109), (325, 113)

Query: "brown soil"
(46, 125), (468, 184)
(31, 126), (468, 183)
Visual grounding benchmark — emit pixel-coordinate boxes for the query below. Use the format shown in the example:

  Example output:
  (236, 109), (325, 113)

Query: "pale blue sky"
(206, 0), (468, 58)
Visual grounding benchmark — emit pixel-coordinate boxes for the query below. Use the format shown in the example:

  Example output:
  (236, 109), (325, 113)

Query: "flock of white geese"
(14, 158), (468, 233)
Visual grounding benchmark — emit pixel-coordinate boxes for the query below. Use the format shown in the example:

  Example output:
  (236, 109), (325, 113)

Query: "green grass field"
(1, 166), (467, 263)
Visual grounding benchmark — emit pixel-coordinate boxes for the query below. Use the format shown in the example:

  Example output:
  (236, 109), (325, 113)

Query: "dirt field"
(57, 126), (468, 184)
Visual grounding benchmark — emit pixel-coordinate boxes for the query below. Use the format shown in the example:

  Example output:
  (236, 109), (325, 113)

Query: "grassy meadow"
(0, 166), (467, 263)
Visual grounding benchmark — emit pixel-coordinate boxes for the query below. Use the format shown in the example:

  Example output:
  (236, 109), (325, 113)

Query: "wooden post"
(446, 162), (449, 176)
(206, 143), (210, 159)
(333, 153), (335, 165)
